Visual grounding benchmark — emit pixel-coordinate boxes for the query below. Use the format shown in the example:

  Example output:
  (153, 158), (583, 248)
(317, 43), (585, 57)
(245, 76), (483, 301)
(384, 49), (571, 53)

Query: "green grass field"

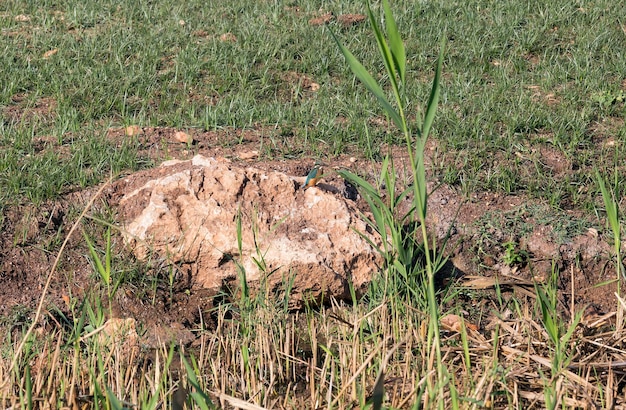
(1, 0), (624, 208)
(1, 0), (626, 408)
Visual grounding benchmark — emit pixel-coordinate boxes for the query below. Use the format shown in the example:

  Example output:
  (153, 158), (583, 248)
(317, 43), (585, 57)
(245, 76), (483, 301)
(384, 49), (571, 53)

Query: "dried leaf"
(441, 314), (462, 332)
(125, 125), (142, 136)
(461, 276), (499, 289)
(43, 49), (58, 59)
(418, 319), (427, 341)
(462, 275), (534, 289)
(441, 314), (478, 333)
(14, 14), (31, 22)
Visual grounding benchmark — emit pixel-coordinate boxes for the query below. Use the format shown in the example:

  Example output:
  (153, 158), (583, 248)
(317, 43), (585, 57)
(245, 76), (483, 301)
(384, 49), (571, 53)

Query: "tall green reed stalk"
(596, 170), (624, 283)
(535, 263), (583, 409)
(331, 0), (447, 405)
(84, 227), (122, 316)
(596, 169), (625, 331)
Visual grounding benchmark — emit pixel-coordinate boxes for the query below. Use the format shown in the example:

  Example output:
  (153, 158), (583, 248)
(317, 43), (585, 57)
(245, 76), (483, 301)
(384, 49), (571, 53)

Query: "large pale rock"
(115, 155), (381, 306)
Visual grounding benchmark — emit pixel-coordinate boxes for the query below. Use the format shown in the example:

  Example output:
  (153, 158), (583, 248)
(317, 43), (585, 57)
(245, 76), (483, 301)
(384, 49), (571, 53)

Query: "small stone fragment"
(238, 150), (259, 160)
(174, 131), (193, 144)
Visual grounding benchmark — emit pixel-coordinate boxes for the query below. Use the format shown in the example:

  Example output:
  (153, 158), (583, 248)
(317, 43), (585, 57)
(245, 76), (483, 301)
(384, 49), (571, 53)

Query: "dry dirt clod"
(309, 12), (334, 26)
(219, 32), (237, 42)
(337, 14), (366, 27)
(238, 150), (259, 160)
(173, 130), (193, 144)
(114, 155), (382, 308)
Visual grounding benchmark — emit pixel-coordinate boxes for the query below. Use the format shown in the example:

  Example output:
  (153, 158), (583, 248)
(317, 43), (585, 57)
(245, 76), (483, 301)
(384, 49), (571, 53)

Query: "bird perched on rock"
(302, 161), (324, 189)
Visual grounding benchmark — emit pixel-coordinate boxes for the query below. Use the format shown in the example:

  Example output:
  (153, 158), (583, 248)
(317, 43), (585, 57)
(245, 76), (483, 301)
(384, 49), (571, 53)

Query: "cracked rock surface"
(114, 155), (382, 307)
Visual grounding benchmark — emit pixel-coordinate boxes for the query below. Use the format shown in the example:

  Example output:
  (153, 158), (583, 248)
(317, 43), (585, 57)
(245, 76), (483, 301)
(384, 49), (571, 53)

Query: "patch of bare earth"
(526, 84), (560, 106)
(1, 126), (619, 318)
(308, 11), (366, 27)
(336, 14), (366, 27)
(2, 94), (57, 124)
(308, 12), (334, 26)
(590, 116), (625, 150)
(1, 127), (624, 406)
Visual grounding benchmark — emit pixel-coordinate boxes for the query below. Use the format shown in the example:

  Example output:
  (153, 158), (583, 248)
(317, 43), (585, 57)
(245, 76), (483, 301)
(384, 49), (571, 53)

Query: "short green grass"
(1, 0), (624, 209)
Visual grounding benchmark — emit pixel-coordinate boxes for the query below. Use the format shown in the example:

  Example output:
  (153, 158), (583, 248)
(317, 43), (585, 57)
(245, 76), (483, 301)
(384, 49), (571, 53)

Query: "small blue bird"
(302, 161), (324, 189)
